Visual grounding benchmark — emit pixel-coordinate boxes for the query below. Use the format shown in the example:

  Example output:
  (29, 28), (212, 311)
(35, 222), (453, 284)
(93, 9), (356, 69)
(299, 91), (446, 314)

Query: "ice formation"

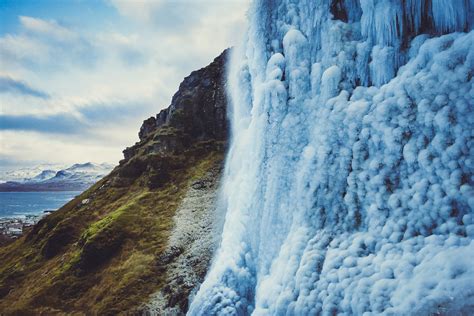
(189, 0), (474, 315)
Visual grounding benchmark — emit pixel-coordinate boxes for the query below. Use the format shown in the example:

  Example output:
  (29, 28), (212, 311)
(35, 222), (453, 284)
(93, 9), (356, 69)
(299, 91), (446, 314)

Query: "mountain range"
(0, 162), (114, 192)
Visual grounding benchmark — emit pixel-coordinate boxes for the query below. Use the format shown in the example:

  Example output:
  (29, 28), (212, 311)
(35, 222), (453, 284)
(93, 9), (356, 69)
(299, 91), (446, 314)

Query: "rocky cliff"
(0, 49), (229, 315)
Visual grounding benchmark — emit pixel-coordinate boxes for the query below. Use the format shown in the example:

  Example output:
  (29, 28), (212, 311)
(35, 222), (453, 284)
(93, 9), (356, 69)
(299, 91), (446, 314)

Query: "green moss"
(154, 125), (181, 137)
(58, 249), (81, 274)
(80, 196), (134, 244)
(168, 108), (187, 125)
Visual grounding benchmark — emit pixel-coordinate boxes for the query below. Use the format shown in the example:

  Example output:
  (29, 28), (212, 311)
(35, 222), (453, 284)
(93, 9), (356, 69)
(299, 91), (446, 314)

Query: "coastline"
(0, 213), (49, 245)
(0, 191), (81, 245)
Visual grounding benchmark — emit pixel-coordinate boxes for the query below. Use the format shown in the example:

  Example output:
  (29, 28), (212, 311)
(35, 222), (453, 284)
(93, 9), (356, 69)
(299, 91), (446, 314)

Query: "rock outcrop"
(138, 50), (228, 143)
(126, 49), (229, 160)
(0, 50), (230, 315)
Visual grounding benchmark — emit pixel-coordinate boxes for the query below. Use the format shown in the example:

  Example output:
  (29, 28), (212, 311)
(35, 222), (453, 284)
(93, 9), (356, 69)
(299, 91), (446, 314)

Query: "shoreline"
(0, 191), (81, 244)
(0, 211), (54, 244)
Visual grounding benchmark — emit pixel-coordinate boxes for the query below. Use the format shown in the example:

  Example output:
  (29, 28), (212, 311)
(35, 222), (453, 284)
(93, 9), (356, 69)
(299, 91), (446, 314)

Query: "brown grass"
(0, 144), (224, 315)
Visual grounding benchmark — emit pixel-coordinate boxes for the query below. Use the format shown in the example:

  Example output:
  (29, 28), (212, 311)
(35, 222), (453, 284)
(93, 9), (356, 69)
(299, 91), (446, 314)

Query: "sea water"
(0, 191), (80, 218)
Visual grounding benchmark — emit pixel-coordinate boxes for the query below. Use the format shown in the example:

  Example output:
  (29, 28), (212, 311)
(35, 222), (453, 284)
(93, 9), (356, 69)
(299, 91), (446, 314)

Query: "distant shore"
(0, 211), (54, 245)
(0, 182), (89, 192)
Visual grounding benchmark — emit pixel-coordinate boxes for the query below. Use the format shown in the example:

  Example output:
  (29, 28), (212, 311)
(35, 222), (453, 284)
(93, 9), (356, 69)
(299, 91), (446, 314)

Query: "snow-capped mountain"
(29, 170), (57, 182)
(0, 162), (114, 191)
(43, 162), (114, 183)
(0, 163), (66, 183)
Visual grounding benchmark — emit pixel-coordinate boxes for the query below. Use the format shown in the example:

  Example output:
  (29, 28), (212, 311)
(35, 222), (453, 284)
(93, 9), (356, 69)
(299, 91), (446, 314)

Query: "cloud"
(0, 76), (50, 99)
(0, 100), (153, 134)
(19, 15), (77, 41)
(78, 100), (151, 123)
(0, 2), (250, 168)
(108, 0), (248, 35)
(94, 32), (148, 67)
(0, 34), (50, 65)
(107, 0), (165, 23)
(0, 130), (125, 167)
(0, 16), (99, 70)
(0, 113), (83, 134)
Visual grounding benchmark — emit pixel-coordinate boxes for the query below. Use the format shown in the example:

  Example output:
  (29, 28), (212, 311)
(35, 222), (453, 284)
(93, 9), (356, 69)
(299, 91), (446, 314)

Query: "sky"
(0, 0), (249, 172)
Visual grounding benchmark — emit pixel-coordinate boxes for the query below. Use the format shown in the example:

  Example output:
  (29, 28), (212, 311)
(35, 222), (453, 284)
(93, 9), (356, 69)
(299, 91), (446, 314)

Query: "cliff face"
(125, 50), (228, 161)
(0, 50), (229, 315)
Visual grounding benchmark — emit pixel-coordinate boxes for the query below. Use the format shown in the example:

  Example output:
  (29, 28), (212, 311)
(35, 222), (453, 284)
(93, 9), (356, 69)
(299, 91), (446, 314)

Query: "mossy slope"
(0, 50), (229, 315)
(0, 143), (225, 315)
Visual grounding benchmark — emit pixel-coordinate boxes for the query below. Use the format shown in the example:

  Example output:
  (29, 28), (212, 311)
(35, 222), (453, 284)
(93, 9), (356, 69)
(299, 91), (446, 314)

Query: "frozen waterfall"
(189, 0), (474, 315)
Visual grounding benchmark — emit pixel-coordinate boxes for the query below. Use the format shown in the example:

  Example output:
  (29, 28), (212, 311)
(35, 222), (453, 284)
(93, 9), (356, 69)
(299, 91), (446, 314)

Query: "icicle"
(370, 45), (397, 86)
(356, 41), (371, 86)
(431, 0), (470, 33)
(404, 0), (427, 34)
(361, 0), (403, 47)
(311, 62), (323, 97)
(282, 29), (311, 101)
(320, 65), (342, 102)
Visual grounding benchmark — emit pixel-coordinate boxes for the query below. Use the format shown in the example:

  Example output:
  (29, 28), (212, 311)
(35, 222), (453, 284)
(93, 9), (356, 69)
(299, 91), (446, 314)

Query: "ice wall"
(189, 0), (474, 315)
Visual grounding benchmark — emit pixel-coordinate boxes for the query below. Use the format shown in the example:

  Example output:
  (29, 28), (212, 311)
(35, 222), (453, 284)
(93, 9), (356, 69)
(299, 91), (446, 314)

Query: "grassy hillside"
(0, 139), (225, 315)
(0, 51), (229, 315)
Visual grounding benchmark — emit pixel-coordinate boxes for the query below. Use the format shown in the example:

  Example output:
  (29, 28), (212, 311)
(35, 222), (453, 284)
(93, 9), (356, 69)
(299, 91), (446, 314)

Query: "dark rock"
(139, 116), (158, 140)
(156, 246), (183, 266)
(155, 109), (168, 127)
(118, 158), (148, 179)
(123, 145), (139, 161)
(147, 171), (170, 190)
(162, 285), (172, 295)
(129, 49), (231, 161)
(191, 180), (212, 190)
(145, 134), (188, 156)
(0, 285), (12, 300)
(330, 0), (349, 22)
(330, 0), (362, 23)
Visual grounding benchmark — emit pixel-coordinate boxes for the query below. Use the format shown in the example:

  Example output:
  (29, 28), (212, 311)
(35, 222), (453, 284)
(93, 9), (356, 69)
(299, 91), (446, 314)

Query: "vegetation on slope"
(0, 142), (225, 315)
(0, 50), (229, 315)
